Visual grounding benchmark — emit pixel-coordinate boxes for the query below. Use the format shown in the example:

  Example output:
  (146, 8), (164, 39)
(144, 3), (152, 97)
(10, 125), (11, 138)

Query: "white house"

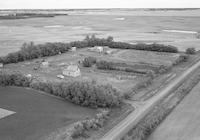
(63, 65), (81, 77)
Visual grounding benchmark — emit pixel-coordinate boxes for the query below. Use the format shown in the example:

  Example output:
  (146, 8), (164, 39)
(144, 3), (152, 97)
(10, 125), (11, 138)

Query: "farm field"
(1, 9), (200, 140)
(148, 81), (200, 140)
(0, 9), (200, 56)
(0, 86), (97, 140)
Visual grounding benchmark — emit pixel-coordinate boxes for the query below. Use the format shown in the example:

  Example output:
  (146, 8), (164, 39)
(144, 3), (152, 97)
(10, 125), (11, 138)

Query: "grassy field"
(0, 10), (200, 56)
(148, 81), (200, 140)
(114, 49), (180, 66)
(3, 47), (180, 93)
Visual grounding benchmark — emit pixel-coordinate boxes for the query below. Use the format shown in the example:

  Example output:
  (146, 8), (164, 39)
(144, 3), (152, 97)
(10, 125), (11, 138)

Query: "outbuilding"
(41, 61), (49, 68)
(71, 47), (77, 52)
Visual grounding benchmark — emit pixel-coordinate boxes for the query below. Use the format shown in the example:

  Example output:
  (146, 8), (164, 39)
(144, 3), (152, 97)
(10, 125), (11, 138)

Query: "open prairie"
(148, 81), (200, 140)
(0, 9), (200, 56)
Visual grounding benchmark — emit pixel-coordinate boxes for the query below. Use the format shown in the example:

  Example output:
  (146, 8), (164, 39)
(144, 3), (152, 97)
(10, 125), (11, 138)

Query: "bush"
(70, 109), (110, 138)
(186, 47), (196, 54)
(157, 65), (171, 74)
(82, 57), (97, 67)
(173, 54), (189, 65)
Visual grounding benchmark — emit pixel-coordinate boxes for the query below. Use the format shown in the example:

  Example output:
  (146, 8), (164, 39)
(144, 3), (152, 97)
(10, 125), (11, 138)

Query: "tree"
(186, 47), (196, 55)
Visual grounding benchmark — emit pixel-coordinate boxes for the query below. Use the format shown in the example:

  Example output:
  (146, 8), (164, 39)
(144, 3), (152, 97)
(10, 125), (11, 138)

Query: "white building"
(57, 74), (65, 79)
(63, 65), (81, 77)
(89, 46), (103, 53)
(71, 47), (77, 52)
(41, 61), (49, 67)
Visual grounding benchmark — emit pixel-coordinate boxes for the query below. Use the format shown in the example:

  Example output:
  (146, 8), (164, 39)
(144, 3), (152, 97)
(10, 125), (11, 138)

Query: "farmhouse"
(63, 64), (81, 77)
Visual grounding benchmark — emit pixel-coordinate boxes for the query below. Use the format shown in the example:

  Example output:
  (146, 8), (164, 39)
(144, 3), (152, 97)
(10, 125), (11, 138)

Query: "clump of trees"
(0, 72), (32, 87)
(0, 42), (71, 64)
(30, 80), (122, 108)
(0, 35), (179, 65)
(82, 56), (97, 67)
(70, 109), (110, 138)
(185, 47), (196, 55)
(173, 54), (189, 65)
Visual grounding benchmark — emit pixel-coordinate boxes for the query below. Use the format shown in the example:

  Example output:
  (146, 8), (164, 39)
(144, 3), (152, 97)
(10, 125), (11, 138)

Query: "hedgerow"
(0, 42), (71, 64)
(96, 60), (115, 70)
(0, 35), (178, 64)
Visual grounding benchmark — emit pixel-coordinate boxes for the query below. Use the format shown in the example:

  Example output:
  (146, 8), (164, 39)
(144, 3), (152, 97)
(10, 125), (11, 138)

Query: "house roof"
(65, 65), (79, 72)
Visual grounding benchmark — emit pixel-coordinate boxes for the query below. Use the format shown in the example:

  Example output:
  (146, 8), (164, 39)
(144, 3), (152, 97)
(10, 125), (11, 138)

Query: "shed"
(63, 65), (81, 77)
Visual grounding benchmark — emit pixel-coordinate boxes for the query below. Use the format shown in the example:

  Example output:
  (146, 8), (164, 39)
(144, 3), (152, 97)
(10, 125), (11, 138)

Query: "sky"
(0, 0), (199, 9)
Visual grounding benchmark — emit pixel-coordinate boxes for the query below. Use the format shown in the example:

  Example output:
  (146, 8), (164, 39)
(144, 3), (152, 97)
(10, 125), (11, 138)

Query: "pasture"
(0, 10), (200, 56)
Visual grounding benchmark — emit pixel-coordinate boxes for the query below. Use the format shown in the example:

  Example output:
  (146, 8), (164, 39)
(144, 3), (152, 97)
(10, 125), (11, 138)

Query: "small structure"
(105, 50), (112, 55)
(41, 61), (49, 68)
(26, 74), (32, 78)
(0, 63), (3, 68)
(71, 47), (77, 52)
(89, 46), (104, 53)
(57, 74), (65, 79)
(63, 64), (81, 77)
